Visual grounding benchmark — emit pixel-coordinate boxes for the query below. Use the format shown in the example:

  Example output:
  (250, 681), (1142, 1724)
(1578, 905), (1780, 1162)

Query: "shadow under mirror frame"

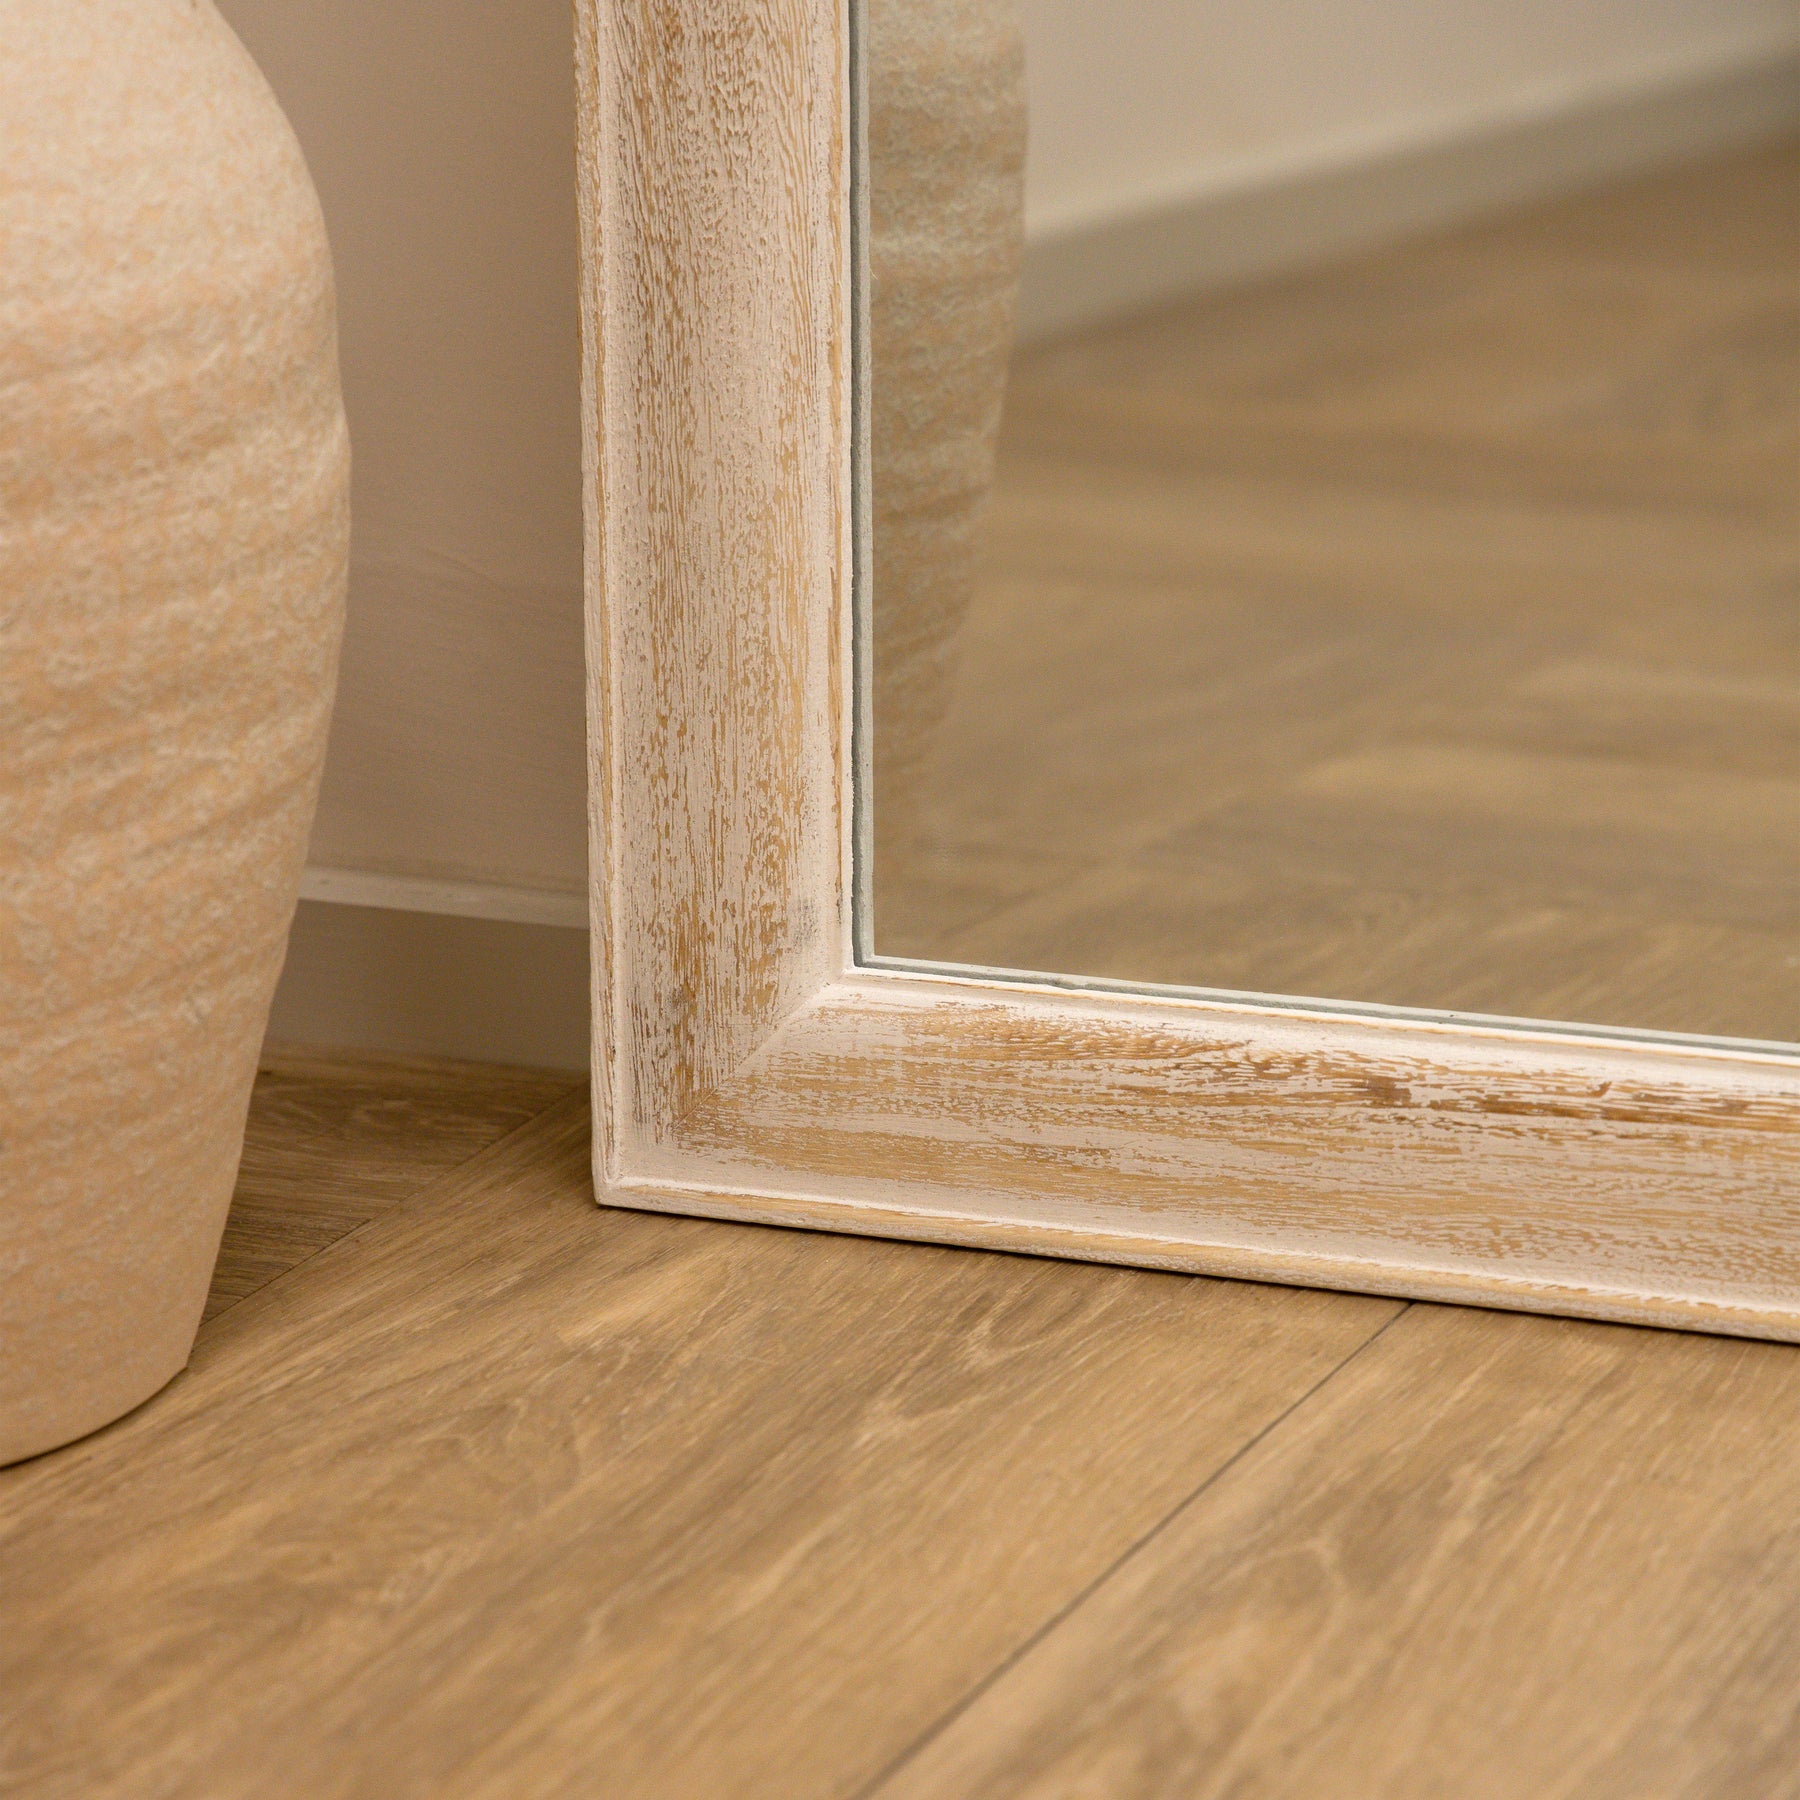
(577, 0), (1800, 1342)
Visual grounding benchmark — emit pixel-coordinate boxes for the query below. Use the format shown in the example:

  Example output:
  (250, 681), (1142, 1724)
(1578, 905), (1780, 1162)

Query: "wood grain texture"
(879, 143), (1800, 1043)
(873, 1301), (1800, 1800)
(0, 1089), (1398, 1800)
(638, 970), (1800, 1339)
(577, 0), (848, 1155)
(205, 1045), (577, 1321)
(580, 4), (1799, 1338)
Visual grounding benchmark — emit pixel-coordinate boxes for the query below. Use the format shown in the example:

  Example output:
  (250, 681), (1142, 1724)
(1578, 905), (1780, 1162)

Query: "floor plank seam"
(196, 1078), (586, 1339)
(849, 1299), (1415, 1800)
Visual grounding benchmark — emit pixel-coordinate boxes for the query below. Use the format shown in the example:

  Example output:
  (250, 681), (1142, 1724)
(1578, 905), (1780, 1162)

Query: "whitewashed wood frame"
(575, 0), (1800, 1341)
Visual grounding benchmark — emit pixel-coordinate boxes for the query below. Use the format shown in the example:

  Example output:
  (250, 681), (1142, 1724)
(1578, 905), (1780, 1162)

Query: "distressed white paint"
(579, 0), (1800, 1342)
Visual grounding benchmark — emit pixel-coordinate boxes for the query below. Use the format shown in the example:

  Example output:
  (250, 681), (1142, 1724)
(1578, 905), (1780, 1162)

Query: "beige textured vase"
(0, 1), (349, 1464)
(868, 0), (1026, 862)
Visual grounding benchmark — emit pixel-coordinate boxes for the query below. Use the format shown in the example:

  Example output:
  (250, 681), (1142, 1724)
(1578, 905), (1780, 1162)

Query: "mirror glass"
(861, 0), (1799, 1047)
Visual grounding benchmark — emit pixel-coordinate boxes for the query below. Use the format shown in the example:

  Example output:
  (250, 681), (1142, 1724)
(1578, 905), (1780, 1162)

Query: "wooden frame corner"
(578, 0), (1800, 1341)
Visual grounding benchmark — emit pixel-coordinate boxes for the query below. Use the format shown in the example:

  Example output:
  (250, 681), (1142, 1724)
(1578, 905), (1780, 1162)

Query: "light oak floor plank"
(877, 140), (1800, 1043)
(206, 1044), (580, 1322)
(871, 1300), (1800, 1800)
(0, 1088), (1396, 1800)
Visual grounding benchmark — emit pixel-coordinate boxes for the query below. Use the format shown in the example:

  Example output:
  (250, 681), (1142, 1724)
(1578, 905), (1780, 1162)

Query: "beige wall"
(1021, 0), (1797, 236)
(216, 0), (587, 899)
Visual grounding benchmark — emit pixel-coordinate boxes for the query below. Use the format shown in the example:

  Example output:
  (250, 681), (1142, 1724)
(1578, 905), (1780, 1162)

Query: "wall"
(1021, 0), (1795, 238)
(215, 0), (587, 906)
(1017, 0), (1799, 334)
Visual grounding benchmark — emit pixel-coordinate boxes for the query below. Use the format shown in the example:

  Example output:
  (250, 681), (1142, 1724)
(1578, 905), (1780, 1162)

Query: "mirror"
(862, 0), (1799, 1048)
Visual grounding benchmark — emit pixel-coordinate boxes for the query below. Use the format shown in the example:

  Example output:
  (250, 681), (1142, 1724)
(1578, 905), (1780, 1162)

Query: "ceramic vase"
(0, 0), (349, 1463)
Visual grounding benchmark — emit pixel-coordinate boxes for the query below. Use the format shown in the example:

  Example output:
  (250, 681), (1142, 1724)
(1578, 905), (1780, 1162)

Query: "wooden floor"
(203, 1047), (577, 1323)
(877, 141), (1800, 1045)
(6, 1048), (1800, 1798)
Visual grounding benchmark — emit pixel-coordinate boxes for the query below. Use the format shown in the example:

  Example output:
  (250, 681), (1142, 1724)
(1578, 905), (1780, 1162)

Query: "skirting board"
(267, 899), (589, 1071)
(1020, 39), (1800, 342)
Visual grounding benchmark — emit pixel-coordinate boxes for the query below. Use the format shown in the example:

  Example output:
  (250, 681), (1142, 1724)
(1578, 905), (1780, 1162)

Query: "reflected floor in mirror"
(874, 140), (1800, 1045)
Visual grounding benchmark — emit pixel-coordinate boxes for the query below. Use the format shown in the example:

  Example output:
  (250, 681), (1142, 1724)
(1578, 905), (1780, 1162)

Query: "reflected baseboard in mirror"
(870, 136), (1799, 1053)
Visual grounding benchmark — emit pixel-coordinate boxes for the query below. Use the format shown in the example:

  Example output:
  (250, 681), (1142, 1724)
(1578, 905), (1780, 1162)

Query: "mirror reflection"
(865, 0), (1800, 1044)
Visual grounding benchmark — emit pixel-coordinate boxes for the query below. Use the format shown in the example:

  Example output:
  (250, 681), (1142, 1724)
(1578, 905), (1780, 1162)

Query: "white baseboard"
(268, 898), (589, 1071)
(298, 864), (587, 929)
(1020, 38), (1800, 341)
